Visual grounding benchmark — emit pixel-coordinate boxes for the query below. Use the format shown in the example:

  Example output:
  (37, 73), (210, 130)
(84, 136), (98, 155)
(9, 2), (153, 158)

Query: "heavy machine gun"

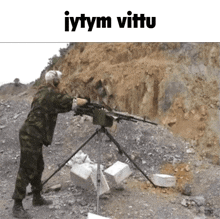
(74, 102), (158, 127)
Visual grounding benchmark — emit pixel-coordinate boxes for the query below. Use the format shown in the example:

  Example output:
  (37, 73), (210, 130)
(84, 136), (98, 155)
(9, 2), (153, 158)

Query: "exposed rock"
(181, 184), (192, 196)
(186, 148), (195, 154)
(204, 207), (213, 216)
(196, 198), (207, 207)
(67, 199), (76, 206)
(181, 199), (188, 207)
(50, 184), (62, 191)
(13, 113), (21, 120)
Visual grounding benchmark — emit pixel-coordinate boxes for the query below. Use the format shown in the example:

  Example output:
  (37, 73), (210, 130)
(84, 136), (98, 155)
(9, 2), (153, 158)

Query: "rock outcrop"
(51, 42), (219, 161)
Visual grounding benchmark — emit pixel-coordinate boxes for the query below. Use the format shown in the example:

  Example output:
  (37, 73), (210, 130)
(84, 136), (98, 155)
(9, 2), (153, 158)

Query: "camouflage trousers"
(12, 131), (44, 200)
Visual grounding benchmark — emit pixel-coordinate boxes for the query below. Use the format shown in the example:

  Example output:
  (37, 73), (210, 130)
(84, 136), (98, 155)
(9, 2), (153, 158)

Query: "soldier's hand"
(77, 98), (88, 106)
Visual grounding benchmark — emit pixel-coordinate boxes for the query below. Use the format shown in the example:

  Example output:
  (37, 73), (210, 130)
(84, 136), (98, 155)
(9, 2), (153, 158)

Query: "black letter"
(87, 17), (96, 31)
(81, 14), (86, 28)
(140, 14), (145, 28)
(127, 11), (132, 28)
(70, 17), (79, 31)
(146, 17), (156, 28)
(133, 14), (138, 28)
(97, 16), (111, 28)
(64, 11), (70, 31)
(117, 17), (127, 28)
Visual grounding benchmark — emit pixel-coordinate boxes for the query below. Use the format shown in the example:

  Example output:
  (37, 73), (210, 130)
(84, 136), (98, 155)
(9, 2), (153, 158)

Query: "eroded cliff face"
(53, 42), (220, 161)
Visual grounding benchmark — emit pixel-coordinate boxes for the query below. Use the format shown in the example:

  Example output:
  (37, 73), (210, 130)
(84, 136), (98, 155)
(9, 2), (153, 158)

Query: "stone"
(104, 161), (132, 186)
(181, 199), (188, 207)
(67, 199), (76, 206)
(186, 148), (195, 154)
(151, 174), (176, 187)
(87, 213), (111, 219)
(50, 184), (62, 191)
(167, 118), (177, 126)
(67, 150), (92, 167)
(204, 207), (213, 216)
(185, 165), (190, 172)
(190, 196), (205, 206)
(181, 184), (192, 196)
(70, 163), (94, 190)
(70, 163), (110, 195)
(183, 112), (190, 120)
(78, 199), (87, 206)
(13, 114), (20, 119)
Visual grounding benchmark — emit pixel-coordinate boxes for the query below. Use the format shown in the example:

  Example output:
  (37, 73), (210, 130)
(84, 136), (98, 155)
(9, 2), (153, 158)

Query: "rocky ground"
(0, 91), (220, 219)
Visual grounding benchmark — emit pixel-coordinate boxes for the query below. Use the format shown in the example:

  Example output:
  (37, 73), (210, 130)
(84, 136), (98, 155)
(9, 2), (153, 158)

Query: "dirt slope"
(51, 42), (219, 162)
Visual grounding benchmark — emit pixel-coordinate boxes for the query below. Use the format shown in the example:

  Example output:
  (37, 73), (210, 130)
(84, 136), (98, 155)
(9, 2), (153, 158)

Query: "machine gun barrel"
(106, 111), (158, 126)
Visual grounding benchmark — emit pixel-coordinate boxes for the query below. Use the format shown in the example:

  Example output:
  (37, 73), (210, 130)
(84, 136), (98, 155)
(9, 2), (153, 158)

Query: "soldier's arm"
(52, 92), (88, 113)
(52, 92), (73, 113)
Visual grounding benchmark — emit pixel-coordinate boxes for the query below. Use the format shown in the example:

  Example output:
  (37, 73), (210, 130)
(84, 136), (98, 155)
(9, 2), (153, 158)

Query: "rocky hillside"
(1, 43), (220, 218)
(49, 42), (219, 163)
(0, 83), (28, 96)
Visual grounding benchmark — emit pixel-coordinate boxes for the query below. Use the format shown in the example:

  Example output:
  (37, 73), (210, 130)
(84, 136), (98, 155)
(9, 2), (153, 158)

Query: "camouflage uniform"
(12, 85), (73, 200)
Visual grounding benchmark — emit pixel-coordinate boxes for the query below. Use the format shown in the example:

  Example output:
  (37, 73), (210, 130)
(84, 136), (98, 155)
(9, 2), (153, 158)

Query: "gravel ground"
(1, 95), (220, 219)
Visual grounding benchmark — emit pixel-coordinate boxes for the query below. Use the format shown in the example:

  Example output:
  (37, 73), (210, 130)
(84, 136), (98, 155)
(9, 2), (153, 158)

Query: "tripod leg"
(42, 129), (99, 187)
(96, 127), (104, 214)
(96, 131), (100, 214)
(105, 128), (157, 188)
(96, 128), (104, 215)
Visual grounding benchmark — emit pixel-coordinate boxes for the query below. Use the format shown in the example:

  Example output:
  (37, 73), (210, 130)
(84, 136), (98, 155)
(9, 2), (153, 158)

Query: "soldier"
(12, 70), (88, 218)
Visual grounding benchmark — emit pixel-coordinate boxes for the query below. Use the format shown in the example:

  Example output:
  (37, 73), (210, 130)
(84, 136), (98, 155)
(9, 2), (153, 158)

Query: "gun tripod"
(42, 125), (157, 215)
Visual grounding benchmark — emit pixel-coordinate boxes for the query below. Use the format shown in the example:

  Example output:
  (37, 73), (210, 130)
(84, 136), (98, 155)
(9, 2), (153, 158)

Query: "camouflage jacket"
(20, 85), (73, 146)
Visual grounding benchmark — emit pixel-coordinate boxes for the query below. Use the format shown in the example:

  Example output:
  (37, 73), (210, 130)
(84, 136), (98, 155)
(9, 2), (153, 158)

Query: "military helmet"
(45, 70), (62, 83)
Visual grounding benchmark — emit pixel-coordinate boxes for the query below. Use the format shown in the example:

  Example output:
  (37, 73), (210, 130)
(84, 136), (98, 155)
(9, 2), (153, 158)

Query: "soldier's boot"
(32, 192), (53, 206)
(12, 199), (32, 219)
